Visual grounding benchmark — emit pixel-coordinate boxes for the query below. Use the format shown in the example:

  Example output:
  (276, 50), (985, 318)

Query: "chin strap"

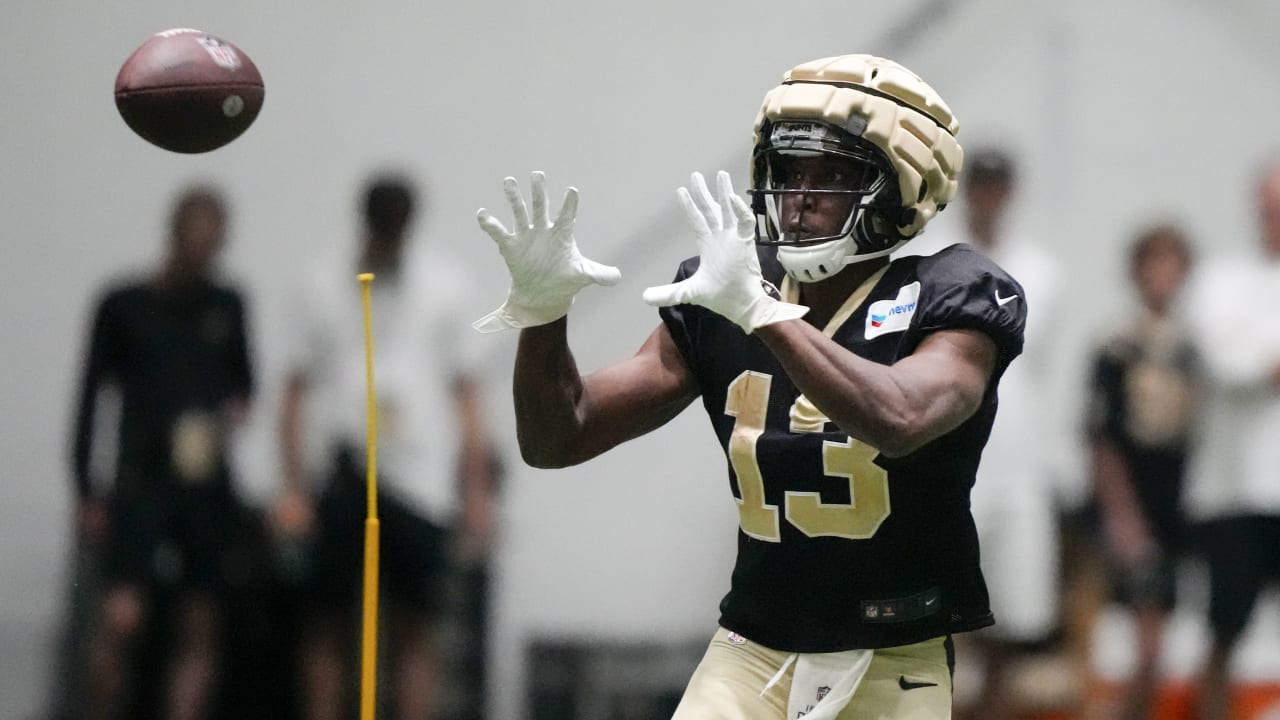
(781, 237), (907, 282)
(841, 238), (909, 265)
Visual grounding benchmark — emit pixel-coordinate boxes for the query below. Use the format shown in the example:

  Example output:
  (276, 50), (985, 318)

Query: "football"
(114, 29), (264, 153)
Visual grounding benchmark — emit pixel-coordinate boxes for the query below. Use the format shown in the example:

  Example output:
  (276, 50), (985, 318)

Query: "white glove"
(643, 171), (807, 333)
(473, 171), (621, 333)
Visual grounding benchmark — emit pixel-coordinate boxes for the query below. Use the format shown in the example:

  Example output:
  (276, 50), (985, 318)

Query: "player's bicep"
(578, 323), (700, 447)
(894, 328), (998, 440)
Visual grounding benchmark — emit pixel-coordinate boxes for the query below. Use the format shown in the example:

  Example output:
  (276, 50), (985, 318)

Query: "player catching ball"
(474, 54), (1026, 720)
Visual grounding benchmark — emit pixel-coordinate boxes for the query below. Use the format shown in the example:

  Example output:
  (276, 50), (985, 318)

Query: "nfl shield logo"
(817, 686), (831, 702)
(197, 36), (241, 70)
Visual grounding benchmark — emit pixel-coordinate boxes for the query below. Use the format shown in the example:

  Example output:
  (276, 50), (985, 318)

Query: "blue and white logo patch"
(865, 282), (920, 339)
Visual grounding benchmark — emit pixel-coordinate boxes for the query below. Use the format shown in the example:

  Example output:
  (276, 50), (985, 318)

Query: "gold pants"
(671, 628), (952, 720)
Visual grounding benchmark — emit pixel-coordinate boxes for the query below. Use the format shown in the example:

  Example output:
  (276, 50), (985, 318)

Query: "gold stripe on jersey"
(780, 265), (889, 336)
(786, 264), (888, 432)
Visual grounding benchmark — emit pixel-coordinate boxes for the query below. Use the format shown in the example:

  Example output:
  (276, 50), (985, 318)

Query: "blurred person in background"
(900, 147), (1071, 720)
(1184, 161), (1280, 720)
(274, 173), (495, 720)
(472, 54), (1028, 720)
(436, 449), (505, 720)
(70, 185), (255, 720)
(1081, 224), (1199, 720)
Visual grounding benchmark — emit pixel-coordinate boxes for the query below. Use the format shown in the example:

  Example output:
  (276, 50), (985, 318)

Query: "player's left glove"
(643, 171), (807, 333)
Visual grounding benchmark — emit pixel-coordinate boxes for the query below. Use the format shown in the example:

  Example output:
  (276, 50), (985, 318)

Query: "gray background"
(4, 0), (1280, 717)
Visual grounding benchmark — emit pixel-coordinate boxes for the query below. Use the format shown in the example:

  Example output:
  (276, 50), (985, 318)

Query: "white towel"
(786, 648), (874, 719)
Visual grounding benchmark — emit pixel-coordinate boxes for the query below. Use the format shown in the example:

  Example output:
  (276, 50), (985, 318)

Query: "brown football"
(114, 29), (264, 153)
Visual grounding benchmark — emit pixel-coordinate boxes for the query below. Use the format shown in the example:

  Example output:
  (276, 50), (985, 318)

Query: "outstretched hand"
(643, 171), (807, 333)
(473, 171), (621, 333)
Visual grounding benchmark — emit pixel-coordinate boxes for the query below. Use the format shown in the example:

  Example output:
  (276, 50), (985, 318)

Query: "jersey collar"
(780, 265), (890, 338)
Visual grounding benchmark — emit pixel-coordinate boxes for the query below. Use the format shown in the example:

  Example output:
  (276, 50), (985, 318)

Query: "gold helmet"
(750, 54), (963, 281)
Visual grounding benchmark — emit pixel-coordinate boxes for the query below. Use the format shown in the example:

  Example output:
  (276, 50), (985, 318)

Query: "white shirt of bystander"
(283, 246), (477, 525)
(1183, 256), (1280, 519)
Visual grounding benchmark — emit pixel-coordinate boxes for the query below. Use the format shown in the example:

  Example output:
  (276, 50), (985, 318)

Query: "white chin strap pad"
(777, 236), (857, 282)
(777, 236), (906, 281)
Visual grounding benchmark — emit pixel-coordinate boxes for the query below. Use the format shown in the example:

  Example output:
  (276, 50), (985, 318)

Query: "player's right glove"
(473, 171), (621, 333)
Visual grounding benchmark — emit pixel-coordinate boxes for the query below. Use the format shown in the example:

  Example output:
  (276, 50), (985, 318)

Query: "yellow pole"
(357, 273), (380, 720)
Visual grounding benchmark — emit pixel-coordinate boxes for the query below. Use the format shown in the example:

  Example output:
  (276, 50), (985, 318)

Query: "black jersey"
(72, 279), (254, 499)
(658, 244), (1026, 652)
(1085, 320), (1199, 551)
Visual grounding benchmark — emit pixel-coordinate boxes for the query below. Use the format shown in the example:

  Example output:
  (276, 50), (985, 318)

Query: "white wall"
(4, 0), (1280, 717)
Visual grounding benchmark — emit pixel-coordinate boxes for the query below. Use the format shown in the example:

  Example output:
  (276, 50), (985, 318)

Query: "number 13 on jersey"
(725, 371), (890, 542)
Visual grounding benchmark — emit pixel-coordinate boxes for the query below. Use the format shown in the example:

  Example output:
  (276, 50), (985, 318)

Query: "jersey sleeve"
(914, 245), (1027, 369)
(225, 288), (255, 400)
(1083, 340), (1126, 443)
(71, 289), (123, 499)
(440, 257), (490, 380)
(280, 269), (330, 382)
(656, 257), (703, 373)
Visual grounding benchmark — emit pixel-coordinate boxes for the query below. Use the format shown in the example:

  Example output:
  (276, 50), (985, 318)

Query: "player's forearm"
(1091, 440), (1146, 528)
(70, 367), (106, 499)
(756, 321), (972, 457)
(453, 376), (494, 492)
(278, 376), (308, 492)
(453, 377), (489, 469)
(71, 393), (96, 499)
(513, 318), (591, 468)
(1091, 439), (1155, 560)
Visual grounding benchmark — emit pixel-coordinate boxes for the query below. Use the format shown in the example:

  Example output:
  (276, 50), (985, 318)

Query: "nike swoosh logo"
(899, 676), (939, 691)
(995, 291), (1018, 307)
